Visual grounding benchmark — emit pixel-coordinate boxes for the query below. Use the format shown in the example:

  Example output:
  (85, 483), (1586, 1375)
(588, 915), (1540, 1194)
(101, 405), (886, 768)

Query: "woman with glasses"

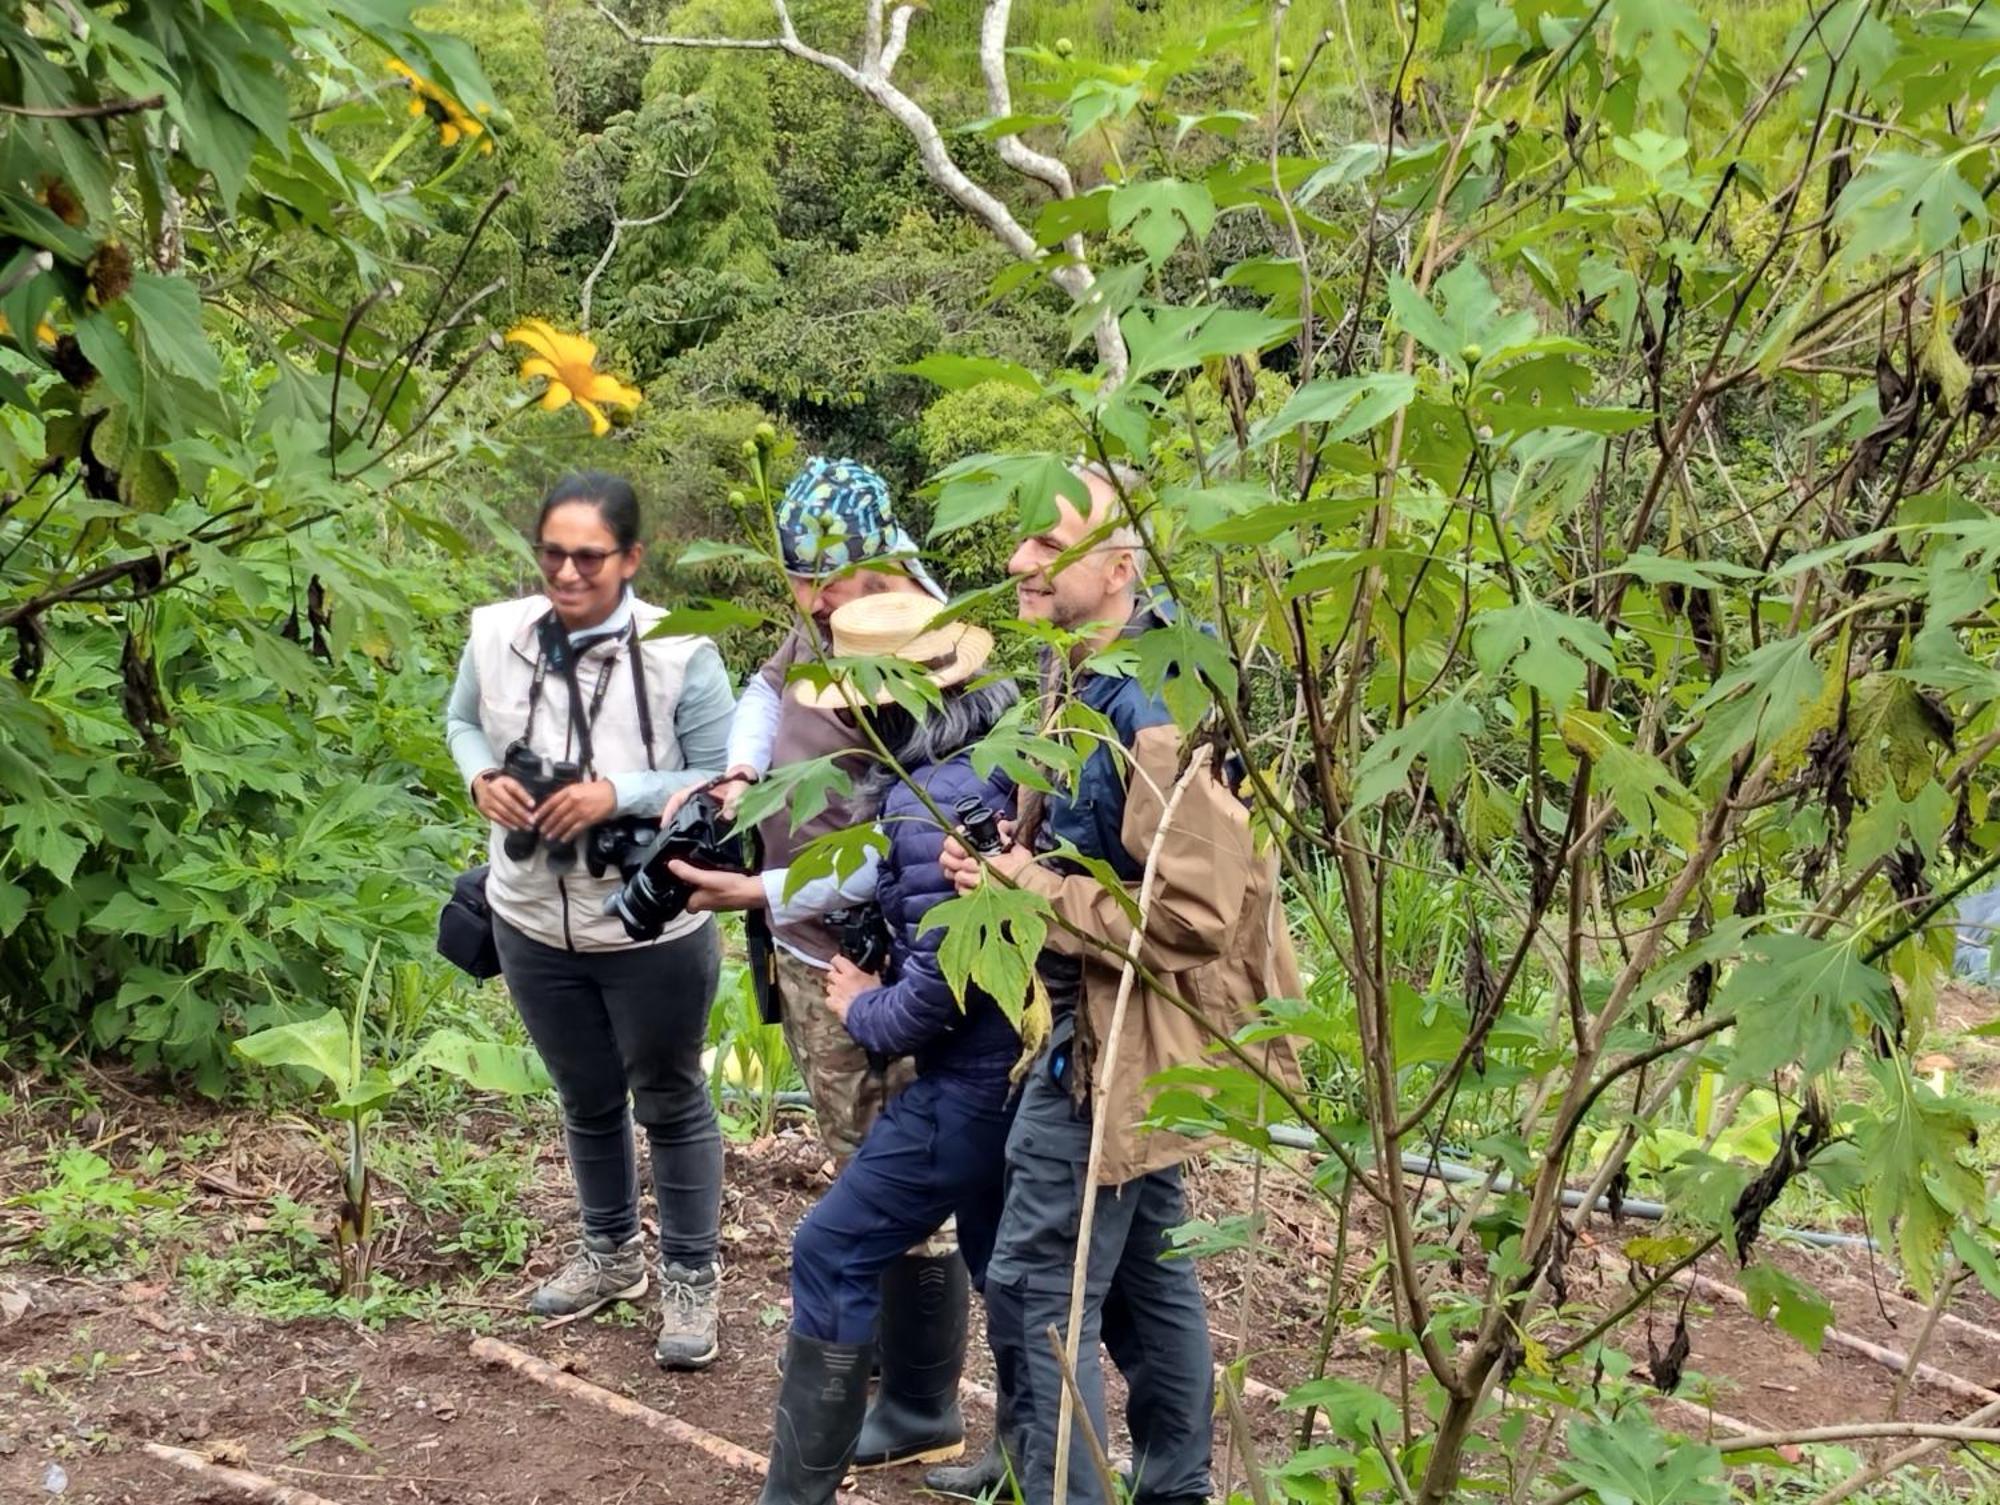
(443, 471), (736, 1370)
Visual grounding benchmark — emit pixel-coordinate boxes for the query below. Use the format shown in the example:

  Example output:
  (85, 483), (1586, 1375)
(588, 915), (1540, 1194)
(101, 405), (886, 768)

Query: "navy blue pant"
(791, 1073), (1016, 1342)
(985, 1049), (1214, 1505)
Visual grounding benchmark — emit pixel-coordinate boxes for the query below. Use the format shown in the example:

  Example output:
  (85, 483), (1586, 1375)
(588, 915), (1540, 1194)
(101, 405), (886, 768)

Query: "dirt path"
(4, 1101), (1997, 1502)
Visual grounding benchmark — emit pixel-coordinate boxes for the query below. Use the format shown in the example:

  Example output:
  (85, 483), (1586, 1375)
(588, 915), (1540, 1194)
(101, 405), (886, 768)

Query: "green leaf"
(1951, 1225), (2000, 1301)
(1473, 598), (1615, 709)
(126, 272), (221, 386)
(1561, 711), (1699, 848)
(929, 452), (1089, 536)
(1128, 619), (1239, 733)
(731, 755), (856, 837)
(1387, 262), (1539, 373)
(922, 882), (1048, 1019)
(1847, 780), (1952, 872)
(1617, 552), (1763, 590)
(1834, 149), (1988, 265)
(1564, 1411), (1727, 1505)
(647, 600), (776, 636)
(901, 354), (1044, 394)
(397, 1029), (549, 1096)
(1108, 179), (1217, 266)
(1120, 305), (1299, 383)
(1690, 636), (1822, 784)
(235, 1009), (355, 1095)
(1855, 1059), (1984, 1299)
(1279, 1376), (1399, 1447)
(1239, 372), (1416, 455)
(1740, 1262), (1835, 1353)
(1719, 933), (1896, 1082)
(782, 825), (887, 901)
(0, 879), (25, 938)
(1352, 689), (1483, 808)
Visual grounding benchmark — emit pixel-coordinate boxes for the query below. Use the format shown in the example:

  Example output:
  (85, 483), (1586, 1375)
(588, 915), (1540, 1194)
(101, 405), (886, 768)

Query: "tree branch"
(0, 94), (164, 120)
(588, 0), (1128, 382)
(587, 0), (783, 49)
(580, 150), (710, 331)
(980, 0), (1076, 197)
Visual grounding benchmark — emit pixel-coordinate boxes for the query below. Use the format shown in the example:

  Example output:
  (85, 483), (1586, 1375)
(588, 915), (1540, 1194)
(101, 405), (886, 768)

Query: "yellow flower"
(0, 312), (58, 347)
(388, 58), (494, 155)
(505, 319), (644, 437)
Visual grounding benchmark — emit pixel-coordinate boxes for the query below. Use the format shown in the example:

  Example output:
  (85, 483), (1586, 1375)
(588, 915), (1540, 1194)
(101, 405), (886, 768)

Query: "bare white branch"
(587, 0), (1129, 382)
(980, 0), (1074, 197)
(877, 5), (916, 79)
(863, 0), (886, 72)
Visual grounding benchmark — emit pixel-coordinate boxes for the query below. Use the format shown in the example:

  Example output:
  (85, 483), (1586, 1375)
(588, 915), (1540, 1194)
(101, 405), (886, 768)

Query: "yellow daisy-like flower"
(387, 58), (494, 155)
(505, 319), (644, 437)
(0, 312), (59, 347)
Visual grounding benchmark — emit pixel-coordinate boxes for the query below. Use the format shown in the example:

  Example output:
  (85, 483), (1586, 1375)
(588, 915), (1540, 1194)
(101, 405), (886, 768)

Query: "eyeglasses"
(535, 543), (625, 578)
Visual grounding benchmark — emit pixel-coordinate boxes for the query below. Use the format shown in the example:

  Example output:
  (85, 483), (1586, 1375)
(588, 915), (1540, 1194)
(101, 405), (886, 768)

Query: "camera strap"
(522, 612), (625, 776)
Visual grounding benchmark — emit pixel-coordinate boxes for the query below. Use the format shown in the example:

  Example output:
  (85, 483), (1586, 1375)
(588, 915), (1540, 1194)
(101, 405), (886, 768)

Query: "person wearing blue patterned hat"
(659, 457), (974, 1472)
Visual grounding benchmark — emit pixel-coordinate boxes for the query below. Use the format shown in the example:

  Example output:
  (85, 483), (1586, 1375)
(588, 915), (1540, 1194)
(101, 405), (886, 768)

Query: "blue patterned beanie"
(776, 457), (919, 579)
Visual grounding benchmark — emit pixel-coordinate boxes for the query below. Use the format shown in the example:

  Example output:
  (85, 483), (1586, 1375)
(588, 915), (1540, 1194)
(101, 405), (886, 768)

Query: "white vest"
(469, 594), (713, 951)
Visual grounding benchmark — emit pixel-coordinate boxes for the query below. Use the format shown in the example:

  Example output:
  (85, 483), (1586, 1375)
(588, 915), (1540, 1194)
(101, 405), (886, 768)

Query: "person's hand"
(667, 861), (767, 914)
(942, 834), (1035, 893)
(712, 774), (754, 820)
(534, 779), (618, 843)
(472, 772), (536, 830)
(825, 955), (880, 1020)
(662, 766), (758, 827)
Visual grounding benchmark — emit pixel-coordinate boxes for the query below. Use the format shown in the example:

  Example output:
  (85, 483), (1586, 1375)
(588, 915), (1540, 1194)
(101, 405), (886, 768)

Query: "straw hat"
(794, 591), (995, 710)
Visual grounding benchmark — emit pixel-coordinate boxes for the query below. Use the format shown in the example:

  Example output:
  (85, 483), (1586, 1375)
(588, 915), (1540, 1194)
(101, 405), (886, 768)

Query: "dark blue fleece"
(842, 756), (1020, 1104)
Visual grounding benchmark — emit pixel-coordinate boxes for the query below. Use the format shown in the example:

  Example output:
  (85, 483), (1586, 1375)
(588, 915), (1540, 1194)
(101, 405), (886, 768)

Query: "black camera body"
(585, 816), (659, 881)
(604, 791), (751, 942)
(955, 796), (1008, 857)
(825, 904), (893, 975)
(501, 740), (582, 870)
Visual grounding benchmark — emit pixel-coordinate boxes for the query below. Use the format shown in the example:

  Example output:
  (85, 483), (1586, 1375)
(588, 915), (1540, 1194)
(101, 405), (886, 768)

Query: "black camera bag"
(437, 864), (503, 980)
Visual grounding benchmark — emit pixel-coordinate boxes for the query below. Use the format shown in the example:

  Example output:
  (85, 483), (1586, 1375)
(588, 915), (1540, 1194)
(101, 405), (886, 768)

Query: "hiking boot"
(853, 1252), (968, 1469)
(654, 1258), (721, 1371)
(527, 1233), (647, 1319)
(759, 1330), (874, 1505)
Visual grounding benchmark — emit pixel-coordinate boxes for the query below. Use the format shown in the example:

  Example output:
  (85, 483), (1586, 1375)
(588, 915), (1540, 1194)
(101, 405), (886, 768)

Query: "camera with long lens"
(824, 904), (892, 974)
(501, 740), (582, 871)
(585, 816), (659, 881)
(954, 796), (1009, 857)
(604, 790), (751, 942)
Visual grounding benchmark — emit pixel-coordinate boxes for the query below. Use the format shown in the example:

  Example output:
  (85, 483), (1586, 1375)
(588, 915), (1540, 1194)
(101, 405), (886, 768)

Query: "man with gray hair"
(937, 462), (1302, 1504)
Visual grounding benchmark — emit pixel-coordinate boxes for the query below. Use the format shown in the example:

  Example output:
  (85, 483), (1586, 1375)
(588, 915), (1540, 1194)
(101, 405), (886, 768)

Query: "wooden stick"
(1051, 758), (1211, 1505)
(1808, 1397), (2000, 1505)
(1683, 1274), (2000, 1408)
(142, 1443), (347, 1505)
(468, 1337), (887, 1505)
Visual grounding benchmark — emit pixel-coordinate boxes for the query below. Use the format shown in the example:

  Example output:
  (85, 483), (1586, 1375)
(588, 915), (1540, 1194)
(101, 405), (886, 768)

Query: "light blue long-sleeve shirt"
(444, 638), (736, 818)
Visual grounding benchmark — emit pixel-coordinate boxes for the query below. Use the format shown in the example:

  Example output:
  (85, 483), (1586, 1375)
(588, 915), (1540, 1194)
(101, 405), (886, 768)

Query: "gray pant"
(495, 915), (723, 1264)
(984, 1041), (1213, 1505)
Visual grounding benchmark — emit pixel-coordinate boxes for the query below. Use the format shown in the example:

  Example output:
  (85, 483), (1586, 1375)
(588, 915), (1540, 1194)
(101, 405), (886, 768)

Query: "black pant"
(495, 915), (724, 1264)
(984, 1040), (1214, 1505)
(790, 1074), (1016, 1342)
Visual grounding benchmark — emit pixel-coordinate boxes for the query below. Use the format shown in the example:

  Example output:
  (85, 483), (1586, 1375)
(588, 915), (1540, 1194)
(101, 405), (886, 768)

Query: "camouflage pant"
(773, 947), (914, 1160)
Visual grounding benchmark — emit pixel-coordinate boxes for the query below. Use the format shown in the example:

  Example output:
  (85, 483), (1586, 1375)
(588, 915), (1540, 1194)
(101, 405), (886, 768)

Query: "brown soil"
(2, 1080), (1996, 1504)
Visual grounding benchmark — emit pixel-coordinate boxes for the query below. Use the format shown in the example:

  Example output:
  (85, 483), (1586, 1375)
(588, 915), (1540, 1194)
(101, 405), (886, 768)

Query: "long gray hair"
(859, 678), (1020, 801)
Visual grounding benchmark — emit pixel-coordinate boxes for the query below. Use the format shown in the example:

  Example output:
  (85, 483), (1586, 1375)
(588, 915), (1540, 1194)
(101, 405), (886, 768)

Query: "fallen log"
(142, 1443), (346, 1505)
(468, 1336), (887, 1505)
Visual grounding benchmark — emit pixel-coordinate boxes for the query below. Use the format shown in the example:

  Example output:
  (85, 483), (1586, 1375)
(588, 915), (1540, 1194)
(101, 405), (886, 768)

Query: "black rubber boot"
(851, 1252), (969, 1470)
(758, 1330), (875, 1505)
(924, 1432), (1013, 1499)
